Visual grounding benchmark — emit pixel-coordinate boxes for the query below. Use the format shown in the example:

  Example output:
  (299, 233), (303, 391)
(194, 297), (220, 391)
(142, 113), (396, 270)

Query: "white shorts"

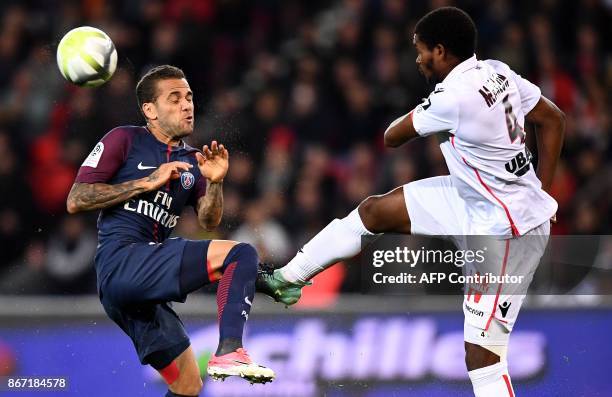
(403, 176), (550, 333)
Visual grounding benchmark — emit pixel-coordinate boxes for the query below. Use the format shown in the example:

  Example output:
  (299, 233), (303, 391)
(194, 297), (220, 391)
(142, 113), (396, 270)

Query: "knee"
(227, 243), (258, 277)
(237, 242), (258, 261)
(358, 195), (383, 232)
(464, 342), (500, 371)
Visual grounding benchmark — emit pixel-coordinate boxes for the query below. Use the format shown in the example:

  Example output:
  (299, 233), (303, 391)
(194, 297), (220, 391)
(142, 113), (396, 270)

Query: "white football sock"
(468, 361), (515, 397)
(280, 209), (377, 282)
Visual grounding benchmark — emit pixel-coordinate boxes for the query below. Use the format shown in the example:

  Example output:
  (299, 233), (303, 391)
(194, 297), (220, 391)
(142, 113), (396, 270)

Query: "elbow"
(558, 109), (566, 130)
(555, 109), (566, 142)
(200, 217), (221, 232)
(384, 130), (401, 148)
(558, 108), (566, 123)
(66, 198), (79, 214)
(202, 223), (216, 232)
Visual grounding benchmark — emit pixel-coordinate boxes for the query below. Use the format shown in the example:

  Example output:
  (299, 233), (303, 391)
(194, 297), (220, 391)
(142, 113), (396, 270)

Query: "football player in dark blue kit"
(66, 65), (274, 397)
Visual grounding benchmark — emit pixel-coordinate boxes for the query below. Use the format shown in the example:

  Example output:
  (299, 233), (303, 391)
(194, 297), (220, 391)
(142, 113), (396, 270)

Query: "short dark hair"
(135, 65), (186, 117)
(414, 7), (477, 61)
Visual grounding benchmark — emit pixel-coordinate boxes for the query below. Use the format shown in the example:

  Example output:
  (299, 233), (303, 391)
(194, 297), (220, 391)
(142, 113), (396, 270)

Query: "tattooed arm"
(196, 181), (223, 231)
(66, 161), (193, 214)
(195, 140), (229, 231)
(67, 180), (148, 213)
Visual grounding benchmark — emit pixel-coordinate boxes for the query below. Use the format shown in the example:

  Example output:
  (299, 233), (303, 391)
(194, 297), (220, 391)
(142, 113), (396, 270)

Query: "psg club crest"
(180, 171), (194, 189)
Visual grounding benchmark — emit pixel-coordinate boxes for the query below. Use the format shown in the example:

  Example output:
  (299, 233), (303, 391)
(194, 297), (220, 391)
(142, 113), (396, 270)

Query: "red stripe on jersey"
(451, 135), (520, 237)
(502, 374), (515, 397)
(469, 164), (520, 237)
(165, 144), (172, 191)
(216, 262), (237, 323)
(485, 239), (510, 331)
(153, 223), (159, 243)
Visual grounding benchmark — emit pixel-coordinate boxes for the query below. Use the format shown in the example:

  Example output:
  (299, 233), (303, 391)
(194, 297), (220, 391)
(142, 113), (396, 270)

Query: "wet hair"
(414, 7), (477, 61)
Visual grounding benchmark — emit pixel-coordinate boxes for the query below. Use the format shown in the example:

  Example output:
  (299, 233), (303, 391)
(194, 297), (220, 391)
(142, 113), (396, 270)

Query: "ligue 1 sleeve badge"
(181, 171), (195, 189)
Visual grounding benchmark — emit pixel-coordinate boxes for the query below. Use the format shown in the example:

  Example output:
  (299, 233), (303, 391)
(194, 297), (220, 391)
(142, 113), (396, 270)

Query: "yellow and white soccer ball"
(56, 26), (117, 87)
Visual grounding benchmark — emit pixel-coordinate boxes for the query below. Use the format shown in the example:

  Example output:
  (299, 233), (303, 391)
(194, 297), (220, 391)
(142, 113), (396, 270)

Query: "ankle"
(216, 337), (242, 356)
(279, 261), (309, 283)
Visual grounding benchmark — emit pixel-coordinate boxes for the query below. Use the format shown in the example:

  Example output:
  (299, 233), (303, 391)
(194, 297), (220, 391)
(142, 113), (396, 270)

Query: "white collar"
(442, 54), (478, 83)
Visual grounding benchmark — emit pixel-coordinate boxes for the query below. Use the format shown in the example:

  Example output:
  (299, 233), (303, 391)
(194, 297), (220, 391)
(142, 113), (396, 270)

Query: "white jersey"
(411, 55), (557, 236)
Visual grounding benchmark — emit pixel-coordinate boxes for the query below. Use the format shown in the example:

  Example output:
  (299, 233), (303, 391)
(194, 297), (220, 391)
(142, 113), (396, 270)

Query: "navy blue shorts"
(96, 238), (211, 369)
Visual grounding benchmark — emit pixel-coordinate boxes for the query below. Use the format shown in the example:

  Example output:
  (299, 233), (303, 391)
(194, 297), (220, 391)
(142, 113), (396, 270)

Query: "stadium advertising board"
(0, 310), (610, 396)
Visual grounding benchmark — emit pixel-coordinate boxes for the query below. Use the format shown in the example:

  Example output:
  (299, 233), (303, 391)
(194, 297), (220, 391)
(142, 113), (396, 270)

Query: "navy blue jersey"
(75, 126), (206, 244)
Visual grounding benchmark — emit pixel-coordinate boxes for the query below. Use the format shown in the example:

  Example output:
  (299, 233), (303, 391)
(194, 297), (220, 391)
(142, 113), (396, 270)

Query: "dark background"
(0, 0), (609, 296)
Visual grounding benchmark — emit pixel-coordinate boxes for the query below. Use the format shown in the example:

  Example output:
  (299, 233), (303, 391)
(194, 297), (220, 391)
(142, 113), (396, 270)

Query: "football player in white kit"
(258, 7), (565, 396)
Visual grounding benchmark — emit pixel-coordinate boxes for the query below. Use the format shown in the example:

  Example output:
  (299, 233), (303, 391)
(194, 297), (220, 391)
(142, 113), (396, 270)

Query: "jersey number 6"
(503, 94), (526, 144)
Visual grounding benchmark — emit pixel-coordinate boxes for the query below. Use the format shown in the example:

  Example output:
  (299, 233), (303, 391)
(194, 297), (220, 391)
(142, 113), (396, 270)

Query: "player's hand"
(144, 161), (193, 191)
(196, 141), (229, 183)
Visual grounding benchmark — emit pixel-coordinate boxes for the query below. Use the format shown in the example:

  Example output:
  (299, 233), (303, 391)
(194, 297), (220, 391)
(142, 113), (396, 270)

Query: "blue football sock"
(215, 243), (258, 355)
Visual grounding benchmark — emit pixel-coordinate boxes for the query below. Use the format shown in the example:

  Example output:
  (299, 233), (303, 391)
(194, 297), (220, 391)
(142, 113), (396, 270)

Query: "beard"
(174, 127), (192, 139)
(158, 118), (193, 141)
(419, 59), (440, 85)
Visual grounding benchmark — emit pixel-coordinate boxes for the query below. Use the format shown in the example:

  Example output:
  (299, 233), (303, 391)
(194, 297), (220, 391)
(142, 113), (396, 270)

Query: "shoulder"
(100, 125), (146, 145)
(94, 126), (146, 160)
(181, 142), (203, 165)
(483, 58), (541, 98)
(481, 59), (523, 83)
(422, 85), (460, 112)
(482, 59), (512, 73)
(182, 141), (201, 154)
(77, 127), (144, 176)
(412, 85), (460, 135)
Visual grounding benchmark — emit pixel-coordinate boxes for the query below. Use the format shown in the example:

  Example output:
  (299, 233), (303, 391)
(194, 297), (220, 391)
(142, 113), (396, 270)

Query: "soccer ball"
(56, 26), (117, 87)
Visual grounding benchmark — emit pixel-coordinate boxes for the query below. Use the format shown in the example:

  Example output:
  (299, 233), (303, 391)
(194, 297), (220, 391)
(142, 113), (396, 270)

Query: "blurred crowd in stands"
(0, 0), (609, 296)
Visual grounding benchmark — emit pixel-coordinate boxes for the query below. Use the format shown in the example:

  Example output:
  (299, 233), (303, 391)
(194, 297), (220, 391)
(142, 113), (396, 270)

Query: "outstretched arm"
(526, 96), (566, 193)
(385, 89), (458, 148)
(66, 161), (193, 214)
(384, 112), (419, 148)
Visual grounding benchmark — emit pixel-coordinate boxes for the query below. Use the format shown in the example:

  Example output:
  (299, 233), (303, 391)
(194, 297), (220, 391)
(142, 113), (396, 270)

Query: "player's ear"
(142, 102), (158, 121)
(434, 44), (445, 59)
